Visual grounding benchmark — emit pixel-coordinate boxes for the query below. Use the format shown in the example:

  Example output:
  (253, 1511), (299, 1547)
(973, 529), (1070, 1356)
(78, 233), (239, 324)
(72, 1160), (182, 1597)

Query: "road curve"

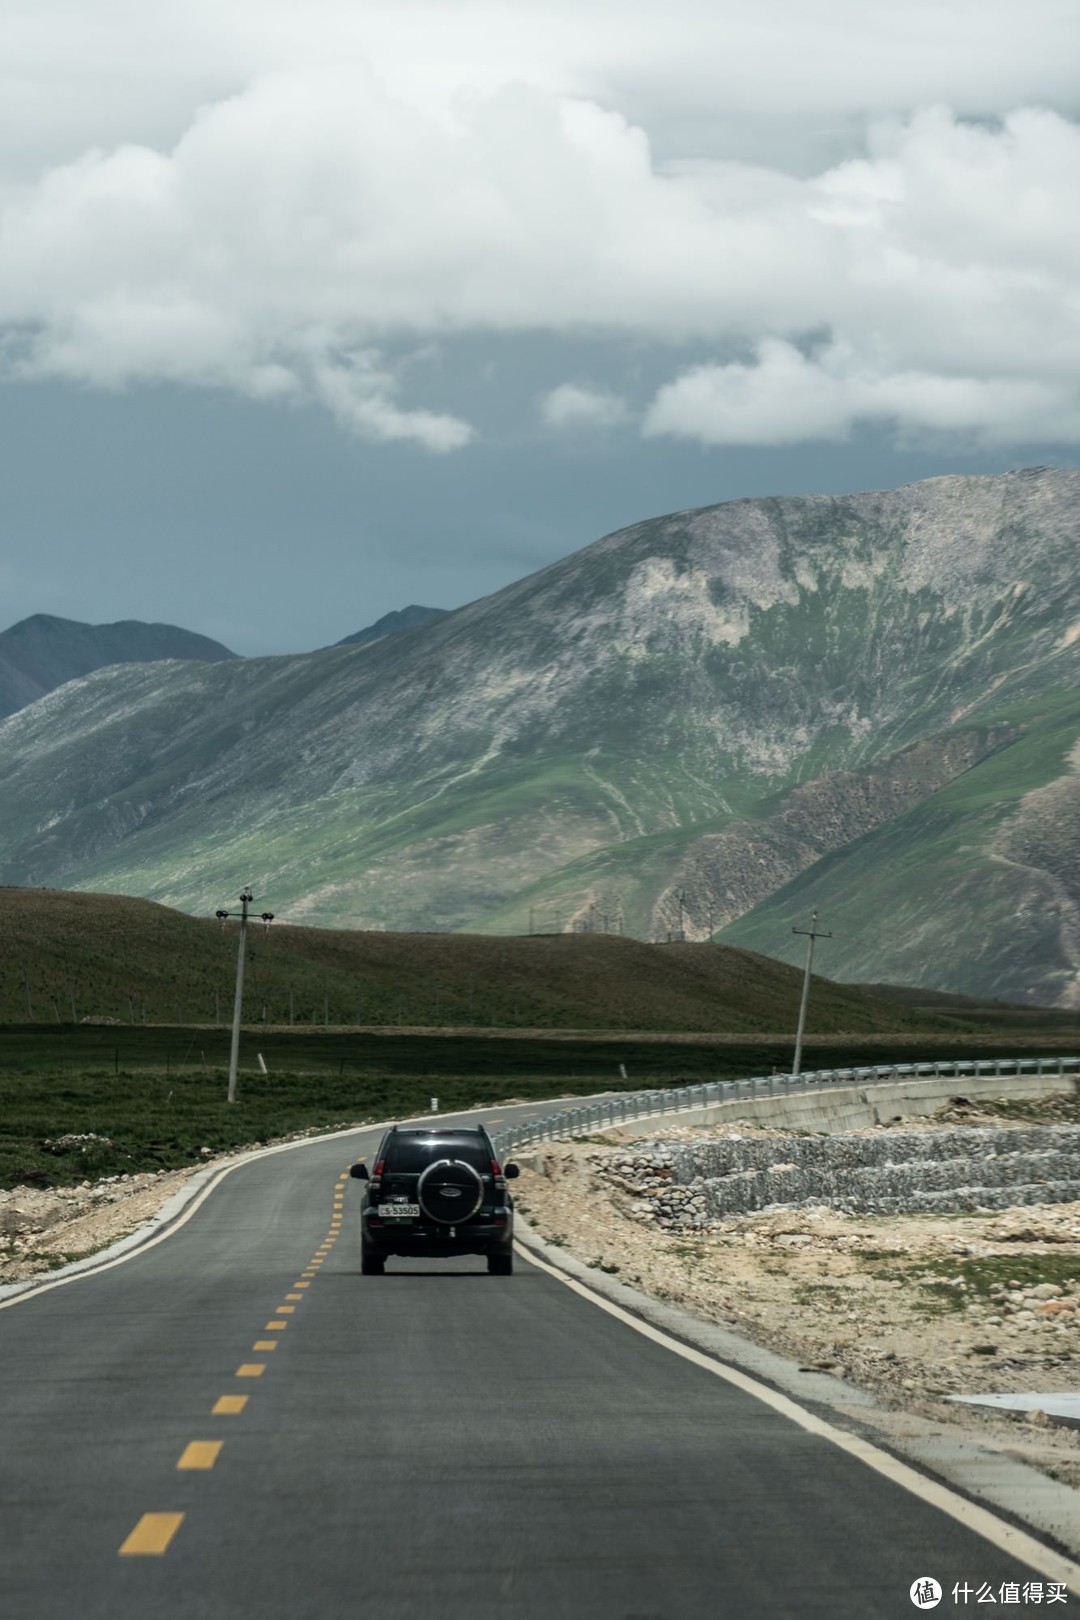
(0, 1111), (1060, 1620)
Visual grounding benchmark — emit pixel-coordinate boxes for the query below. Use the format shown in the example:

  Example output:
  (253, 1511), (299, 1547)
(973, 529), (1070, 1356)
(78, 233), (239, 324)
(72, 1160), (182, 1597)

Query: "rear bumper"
(362, 1214), (513, 1258)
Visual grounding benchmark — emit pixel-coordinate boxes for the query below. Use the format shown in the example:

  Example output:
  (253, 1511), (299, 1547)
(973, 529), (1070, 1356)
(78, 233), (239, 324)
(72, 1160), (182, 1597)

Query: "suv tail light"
(491, 1157), (506, 1194)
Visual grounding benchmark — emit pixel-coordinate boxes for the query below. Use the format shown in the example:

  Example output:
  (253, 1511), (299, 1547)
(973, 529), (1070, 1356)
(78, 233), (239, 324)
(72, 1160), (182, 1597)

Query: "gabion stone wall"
(598, 1127), (1080, 1228)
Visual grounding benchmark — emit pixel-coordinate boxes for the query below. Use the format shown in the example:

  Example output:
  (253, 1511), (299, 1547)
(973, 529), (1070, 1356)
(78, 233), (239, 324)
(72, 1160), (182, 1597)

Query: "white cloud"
(3, 3), (1078, 176)
(541, 383), (631, 428)
(643, 340), (1080, 447)
(312, 353), (472, 452)
(0, 6), (1079, 448)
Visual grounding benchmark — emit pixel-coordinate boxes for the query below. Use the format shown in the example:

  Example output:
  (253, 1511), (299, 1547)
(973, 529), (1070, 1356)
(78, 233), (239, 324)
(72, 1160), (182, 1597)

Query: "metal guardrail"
(491, 1056), (1080, 1159)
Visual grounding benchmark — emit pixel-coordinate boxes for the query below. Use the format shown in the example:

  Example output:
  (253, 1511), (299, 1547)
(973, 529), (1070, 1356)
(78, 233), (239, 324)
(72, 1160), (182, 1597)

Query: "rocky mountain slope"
(0, 614), (234, 719)
(0, 468), (1077, 1003)
(335, 604), (448, 647)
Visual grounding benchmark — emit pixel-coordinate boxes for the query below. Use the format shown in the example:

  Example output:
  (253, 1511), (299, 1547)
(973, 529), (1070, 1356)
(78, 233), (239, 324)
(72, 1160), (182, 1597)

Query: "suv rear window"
(381, 1135), (491, 1174)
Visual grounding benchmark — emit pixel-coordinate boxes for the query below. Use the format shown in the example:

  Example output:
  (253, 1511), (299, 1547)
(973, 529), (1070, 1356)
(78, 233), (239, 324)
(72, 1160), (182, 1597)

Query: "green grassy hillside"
(2, 470), (1078, 1002)
(0, 887), (948, 1036)
(719, 691), (1080, 1004)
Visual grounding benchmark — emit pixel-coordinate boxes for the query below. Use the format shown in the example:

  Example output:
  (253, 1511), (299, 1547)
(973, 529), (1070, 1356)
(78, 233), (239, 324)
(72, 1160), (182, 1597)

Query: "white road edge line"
(0, 1119), (386, 1313)
(519, 1240), (1080, 1590)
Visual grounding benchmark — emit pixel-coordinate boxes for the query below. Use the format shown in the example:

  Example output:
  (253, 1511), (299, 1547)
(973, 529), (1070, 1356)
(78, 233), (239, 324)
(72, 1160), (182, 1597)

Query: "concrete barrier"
(608, 1069), (1077, 1139)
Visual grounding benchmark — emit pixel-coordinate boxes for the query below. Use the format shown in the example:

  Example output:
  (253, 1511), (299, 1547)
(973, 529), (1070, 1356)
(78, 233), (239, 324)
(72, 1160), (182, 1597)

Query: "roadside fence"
(491, 1055), (1080, 1160)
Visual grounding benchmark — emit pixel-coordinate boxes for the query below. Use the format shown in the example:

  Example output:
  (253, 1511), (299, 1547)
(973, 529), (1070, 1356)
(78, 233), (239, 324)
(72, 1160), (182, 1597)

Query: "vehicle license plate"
(378, 1204), (420, 1219)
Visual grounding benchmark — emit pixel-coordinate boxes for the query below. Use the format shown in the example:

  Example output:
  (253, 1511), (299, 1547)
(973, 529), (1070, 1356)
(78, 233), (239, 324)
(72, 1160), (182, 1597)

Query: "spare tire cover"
(417, 1159), (484, 1224)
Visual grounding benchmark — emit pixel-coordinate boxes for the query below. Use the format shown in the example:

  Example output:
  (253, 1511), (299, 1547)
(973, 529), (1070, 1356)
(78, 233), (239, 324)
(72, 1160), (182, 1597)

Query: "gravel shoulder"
(0, 1168), (202, 1284)
(513, 1096), (1080, 1489)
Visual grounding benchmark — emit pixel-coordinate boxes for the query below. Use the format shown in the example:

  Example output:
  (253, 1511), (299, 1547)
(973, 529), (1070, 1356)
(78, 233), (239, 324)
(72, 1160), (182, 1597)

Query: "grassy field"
(1, 886), (1074, 1192)
(0, 887), (952, 1035)
(3, 1024), (1078, 1190)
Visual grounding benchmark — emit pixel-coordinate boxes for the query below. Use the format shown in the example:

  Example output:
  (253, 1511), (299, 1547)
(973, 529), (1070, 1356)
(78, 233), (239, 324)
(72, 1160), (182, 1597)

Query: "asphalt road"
(0, 1110), (1062, 1620)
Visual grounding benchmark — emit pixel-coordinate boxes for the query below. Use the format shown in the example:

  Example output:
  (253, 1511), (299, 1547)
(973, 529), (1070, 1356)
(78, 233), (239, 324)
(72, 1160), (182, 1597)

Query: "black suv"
(350, 1125), (520, 1275)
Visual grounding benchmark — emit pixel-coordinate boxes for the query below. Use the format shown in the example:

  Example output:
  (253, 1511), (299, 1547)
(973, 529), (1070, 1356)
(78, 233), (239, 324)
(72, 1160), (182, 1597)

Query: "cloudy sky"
(2, 0), (1078, 653)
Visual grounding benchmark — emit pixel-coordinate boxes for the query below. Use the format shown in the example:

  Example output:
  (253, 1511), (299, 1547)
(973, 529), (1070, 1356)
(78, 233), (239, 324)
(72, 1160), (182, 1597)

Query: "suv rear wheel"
(487, 1249), (513, 1275)
(361, 1244), (385, 1275)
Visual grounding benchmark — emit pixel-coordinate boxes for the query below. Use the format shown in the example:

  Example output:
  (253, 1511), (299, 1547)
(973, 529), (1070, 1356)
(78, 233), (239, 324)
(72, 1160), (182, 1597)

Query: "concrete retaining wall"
(612, 1071), (1077, 1139)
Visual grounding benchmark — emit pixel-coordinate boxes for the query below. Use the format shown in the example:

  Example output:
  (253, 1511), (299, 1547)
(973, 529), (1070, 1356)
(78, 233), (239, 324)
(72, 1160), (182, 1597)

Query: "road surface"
(0, 1110), (1063, 1619)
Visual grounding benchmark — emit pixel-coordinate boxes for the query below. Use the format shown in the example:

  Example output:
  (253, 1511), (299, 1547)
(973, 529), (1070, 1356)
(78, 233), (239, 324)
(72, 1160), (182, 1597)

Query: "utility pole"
(669, 890), (687, 942)
(791, 911), (832, 1078)
(216, 891), (274, 1104)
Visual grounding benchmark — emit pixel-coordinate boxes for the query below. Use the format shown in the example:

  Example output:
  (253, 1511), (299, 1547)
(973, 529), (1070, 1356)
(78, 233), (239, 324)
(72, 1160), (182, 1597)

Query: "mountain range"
(335, 604), (448, 648)
(0, 606), (451, 720)
(0, 614), (235, 720)
(1, 467), (1077, 1005)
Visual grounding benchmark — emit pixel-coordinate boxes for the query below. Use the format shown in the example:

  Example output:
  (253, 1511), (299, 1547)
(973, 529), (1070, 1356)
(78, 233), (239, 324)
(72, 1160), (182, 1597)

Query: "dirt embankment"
(0, 1167), (200, 1285)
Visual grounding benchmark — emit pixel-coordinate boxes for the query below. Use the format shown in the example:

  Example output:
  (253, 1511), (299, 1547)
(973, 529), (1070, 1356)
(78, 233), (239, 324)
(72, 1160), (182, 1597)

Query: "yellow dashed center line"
(115, 1182), (351, 1564)
(177, 1441), (222, 1471)
(119, 1514), (185, 1556)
